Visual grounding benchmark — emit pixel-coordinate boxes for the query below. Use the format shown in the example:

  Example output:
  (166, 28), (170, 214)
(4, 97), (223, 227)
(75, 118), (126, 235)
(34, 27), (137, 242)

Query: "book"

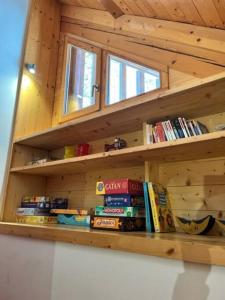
(143, 182), (154, 232)
(173, 118), (185, 138)
(187, 120), (196, 136)
(162, 121), (170, 141)
(167, 120), (176, 140)
(182, 118), (191, 137)
(156, 122), (166, 142)
(170, 120), (180, 139)
(197, 121), (208, 134)
(147, 182), (176, 233)
(178, 117), (188, 137)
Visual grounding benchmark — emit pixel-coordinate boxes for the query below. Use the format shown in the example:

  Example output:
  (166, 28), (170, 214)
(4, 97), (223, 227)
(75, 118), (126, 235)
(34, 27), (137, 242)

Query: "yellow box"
(16, 216), (57, 225)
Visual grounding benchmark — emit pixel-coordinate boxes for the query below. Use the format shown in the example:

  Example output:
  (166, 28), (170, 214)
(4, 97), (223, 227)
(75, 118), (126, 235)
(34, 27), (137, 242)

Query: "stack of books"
(143, 182), (176, 233)
(144, 117), (208, 144)
(51, 208), (91, 227)
(16, 196), (68, 224)
(91, 179), (146, 231)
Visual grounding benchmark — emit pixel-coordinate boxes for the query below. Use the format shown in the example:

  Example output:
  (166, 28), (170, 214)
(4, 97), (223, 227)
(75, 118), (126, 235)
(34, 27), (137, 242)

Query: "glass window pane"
(106, 55), (161, 106)
(64, 44), (97, 115)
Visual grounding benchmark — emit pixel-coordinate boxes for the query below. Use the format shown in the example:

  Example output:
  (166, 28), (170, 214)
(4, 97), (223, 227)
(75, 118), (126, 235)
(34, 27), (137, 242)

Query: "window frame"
(101, 50), (165, 109)
(59, 36), (102, 123)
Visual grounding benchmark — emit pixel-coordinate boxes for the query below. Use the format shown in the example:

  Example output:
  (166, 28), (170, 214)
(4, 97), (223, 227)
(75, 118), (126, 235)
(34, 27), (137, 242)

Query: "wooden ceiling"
(59, 0), (225, 29)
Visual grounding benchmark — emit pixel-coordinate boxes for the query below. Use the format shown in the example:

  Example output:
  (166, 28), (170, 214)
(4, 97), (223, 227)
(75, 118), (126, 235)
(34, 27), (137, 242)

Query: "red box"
(96, 179), (143, 195)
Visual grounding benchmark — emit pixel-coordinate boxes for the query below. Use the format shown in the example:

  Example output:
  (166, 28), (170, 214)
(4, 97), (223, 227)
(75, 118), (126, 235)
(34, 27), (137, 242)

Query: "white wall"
(0, 235), (224, 300)
(0, 0), (29, 197)
(0, 2), (225, 300)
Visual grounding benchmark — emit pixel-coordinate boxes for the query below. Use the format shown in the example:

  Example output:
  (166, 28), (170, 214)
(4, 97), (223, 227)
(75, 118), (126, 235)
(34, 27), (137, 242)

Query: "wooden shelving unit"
(11, 131), (225, 175)
(1, 222), (225, 267)
(2, 0), (225, 268)
(14, 73), (225, 150)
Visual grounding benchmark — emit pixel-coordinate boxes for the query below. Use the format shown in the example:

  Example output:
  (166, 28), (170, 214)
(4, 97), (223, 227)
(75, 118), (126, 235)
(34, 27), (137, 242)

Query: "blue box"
(104, 194), (145, 207)
(57, 214), (90, 227)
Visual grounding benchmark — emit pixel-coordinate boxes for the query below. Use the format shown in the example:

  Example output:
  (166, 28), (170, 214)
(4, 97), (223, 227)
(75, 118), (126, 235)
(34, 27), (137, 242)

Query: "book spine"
(143, 122), (149, 145)
(162, 121), (170, 141)
(167, 120), (177, 140)
(170, 120), (179, 139)
(165, 121), (173, 140)
(148, 182), (160, 232)
(192, 120), (201, 135)
(188, 120), (196, 136)
(178, 117), (188, 137)
(197, 121), (208, 134)
(173, 118), (184, 138)
(143, 183), (152, 232)
(183, 118), (191, 137)
(149, 124), (154, 144)
(194, 120), (203, 135)
(156, 122), (166, 142)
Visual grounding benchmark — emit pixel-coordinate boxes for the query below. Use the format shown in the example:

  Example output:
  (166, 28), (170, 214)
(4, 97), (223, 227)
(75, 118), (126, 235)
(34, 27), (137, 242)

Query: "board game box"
(16, 216), (57, 224)
(21, 198), (68, 209)
(90, 216), (146, 231)
(96, 179), (144, 195)
(16, 208), (51, 216)
(57, 214), (90, 227)
(51, 208), (89, 215)
(95, 206), (145, 217)
(104, 194), (145, 207)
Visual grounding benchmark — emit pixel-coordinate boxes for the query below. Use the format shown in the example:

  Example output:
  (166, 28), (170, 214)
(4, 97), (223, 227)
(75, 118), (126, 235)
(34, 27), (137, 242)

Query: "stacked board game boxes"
(51, 208), (91, 227)
(16, 196), (68, 224)
(91, 179), (146, 231)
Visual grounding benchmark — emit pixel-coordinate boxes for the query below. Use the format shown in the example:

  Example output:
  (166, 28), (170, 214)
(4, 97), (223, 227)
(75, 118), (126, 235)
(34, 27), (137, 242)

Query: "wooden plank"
(10, 131), (225, 176)
(61, 22), (225, 77)
(98, 0), (124, 18)
(1, 223), (225, 266)
(60, 6), (225, 55)
(59, 0), (106, 10)
(192, 0), (224, 28)
(160, 157), (225, 186)
(14, 73), (225, 149)
(14, 0), (61, 139)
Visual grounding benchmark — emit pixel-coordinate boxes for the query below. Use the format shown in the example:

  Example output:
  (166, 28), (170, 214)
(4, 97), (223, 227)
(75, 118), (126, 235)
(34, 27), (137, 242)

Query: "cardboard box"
(16, 208), (51, 216)
(51, 208), (89, 215)
(95, 206), (145, 217)
(57, 215), (90, 227)
(104, 194), (145, 207)
(96, 179), (143, 195)
(16, 216), (57, 224)
(90, 216), (145, 231)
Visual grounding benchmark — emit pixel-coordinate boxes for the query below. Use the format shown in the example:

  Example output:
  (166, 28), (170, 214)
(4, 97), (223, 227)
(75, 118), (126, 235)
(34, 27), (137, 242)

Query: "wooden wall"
(14, 0), (61, 139)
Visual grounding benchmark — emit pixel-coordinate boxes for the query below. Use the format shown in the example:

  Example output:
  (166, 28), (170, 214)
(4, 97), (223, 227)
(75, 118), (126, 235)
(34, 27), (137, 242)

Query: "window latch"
(92, 84), (100, 97)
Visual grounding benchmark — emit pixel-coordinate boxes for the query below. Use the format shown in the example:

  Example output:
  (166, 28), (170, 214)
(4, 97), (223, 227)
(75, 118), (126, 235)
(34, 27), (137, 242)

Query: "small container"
(64, 145), (75, 159)
(77, 144), (90, 156)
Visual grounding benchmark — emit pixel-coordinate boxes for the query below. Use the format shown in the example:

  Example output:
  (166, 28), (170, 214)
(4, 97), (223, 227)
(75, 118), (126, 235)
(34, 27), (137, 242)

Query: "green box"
(95, 206), (145, 217)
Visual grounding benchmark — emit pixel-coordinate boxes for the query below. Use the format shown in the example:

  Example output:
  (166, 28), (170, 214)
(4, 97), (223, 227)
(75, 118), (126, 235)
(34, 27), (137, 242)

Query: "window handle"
(92, 84), (99, 97)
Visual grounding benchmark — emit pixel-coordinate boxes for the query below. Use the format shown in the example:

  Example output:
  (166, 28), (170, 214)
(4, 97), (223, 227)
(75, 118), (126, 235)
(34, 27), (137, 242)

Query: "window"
(59, 36), (164, 122)
(62, 39), (101, 120)
(106, 54), (161, 106)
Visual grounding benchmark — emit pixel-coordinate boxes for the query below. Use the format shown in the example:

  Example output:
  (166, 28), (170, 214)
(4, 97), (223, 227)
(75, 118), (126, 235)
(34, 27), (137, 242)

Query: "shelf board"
(11, 131), (225, 175)
(0, 222), (225, 266)
(14, 73), (225, 150)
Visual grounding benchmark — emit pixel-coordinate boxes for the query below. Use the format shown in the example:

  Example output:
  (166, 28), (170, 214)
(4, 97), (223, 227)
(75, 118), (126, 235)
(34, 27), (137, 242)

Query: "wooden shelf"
(11, 131), (225, 175)
(0, 222), (225, 266)
(14, 73), (225, 150)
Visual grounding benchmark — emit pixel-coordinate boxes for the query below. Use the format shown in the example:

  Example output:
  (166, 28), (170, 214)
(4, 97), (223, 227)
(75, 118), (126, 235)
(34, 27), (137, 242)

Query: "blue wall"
(0, 0), (30, 197)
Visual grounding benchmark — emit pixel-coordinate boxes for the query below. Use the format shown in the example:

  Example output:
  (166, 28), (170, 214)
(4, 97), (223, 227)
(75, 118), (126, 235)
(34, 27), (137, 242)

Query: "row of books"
(144, 117), (208, 144)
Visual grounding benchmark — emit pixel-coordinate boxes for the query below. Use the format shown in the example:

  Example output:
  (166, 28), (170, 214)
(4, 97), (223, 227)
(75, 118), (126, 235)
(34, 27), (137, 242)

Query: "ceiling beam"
(98, 0), (124, 18)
